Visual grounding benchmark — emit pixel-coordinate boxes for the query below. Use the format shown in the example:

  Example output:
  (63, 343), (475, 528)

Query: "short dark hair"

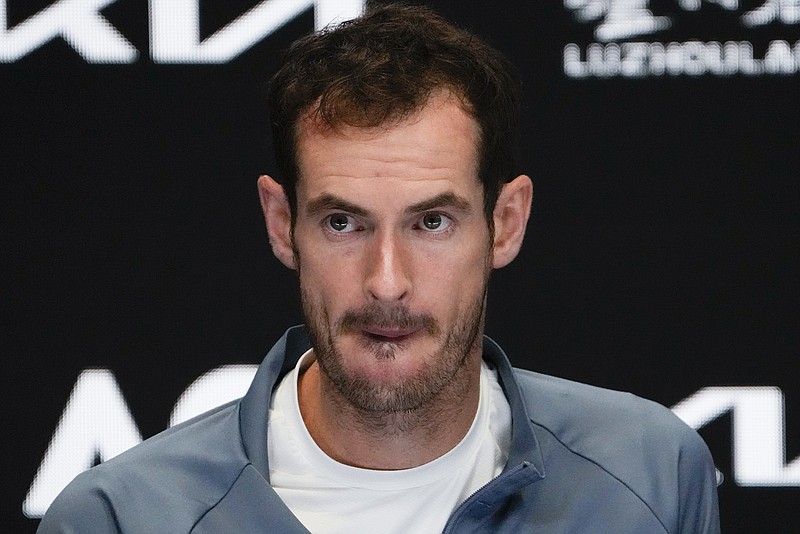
(268, 3), (521, 222)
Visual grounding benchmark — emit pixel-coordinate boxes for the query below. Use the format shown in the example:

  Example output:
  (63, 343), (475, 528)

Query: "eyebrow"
(404, 192), (472, 214)
(305, 194), (370, 218)
(304, 191), (474, 219)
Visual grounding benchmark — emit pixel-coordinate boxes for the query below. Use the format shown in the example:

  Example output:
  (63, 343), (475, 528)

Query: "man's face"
(291, 93), (493, 413)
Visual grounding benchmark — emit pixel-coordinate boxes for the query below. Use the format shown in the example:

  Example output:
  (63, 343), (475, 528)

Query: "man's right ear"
(257, 175), (297, 270)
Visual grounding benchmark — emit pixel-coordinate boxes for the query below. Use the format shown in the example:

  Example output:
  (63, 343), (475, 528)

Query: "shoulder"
(39, 400), (249, 533)
(513, 369), (697, 450)
(512, 368), (719, 531)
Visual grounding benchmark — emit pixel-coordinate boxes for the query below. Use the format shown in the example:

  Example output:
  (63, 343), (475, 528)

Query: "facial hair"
(301, 280), (488, 415)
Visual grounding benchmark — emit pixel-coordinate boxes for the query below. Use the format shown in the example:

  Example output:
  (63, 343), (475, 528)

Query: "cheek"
(416, 243), (490, 304)
(297, 243), (361, 308)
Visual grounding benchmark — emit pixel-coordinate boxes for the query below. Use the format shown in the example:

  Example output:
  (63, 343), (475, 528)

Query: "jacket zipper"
(441, 461), (532, 533)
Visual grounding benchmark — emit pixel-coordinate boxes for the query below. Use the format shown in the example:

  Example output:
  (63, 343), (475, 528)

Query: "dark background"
(3, 1), (798, 531)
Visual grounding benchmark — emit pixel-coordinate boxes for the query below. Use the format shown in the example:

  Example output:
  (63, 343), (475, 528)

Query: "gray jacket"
(39, 326), (720, 533)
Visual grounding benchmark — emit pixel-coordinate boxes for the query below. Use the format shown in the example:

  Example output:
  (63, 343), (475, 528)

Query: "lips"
(361, 325), (419, 342)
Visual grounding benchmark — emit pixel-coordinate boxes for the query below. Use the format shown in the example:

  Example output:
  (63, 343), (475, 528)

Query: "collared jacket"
(39, 326), (720, 533)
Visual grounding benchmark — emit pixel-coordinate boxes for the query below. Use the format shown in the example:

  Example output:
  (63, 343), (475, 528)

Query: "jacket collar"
(239, 325), (545, 481)
(481, 335), (545, 479)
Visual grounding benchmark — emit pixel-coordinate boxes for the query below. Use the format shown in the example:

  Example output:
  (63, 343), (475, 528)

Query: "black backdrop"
(3, 1), (798, 532)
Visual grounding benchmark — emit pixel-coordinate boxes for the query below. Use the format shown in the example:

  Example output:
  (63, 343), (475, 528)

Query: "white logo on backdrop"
(0, 0), (365, 63)
(22, 368), (800, 518)
(564, 0), (800, 77)
(23, 366), (258, 517)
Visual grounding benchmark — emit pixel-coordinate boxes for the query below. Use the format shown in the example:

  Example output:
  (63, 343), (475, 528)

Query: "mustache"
(337, 303), (440, 337)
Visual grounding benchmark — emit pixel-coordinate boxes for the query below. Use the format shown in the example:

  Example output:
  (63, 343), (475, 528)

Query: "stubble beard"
(300, 277), (489, 416)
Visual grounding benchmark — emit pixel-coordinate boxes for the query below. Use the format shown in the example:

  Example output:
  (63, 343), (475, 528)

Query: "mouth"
(360, 325), (419, 343)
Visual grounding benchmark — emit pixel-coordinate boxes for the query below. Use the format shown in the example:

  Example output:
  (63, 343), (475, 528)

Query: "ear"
(491, 175), (533, 269)
(257, 175), (297, 270)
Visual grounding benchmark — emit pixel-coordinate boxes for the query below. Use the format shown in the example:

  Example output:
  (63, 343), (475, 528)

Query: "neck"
(297, 350), (482, 470)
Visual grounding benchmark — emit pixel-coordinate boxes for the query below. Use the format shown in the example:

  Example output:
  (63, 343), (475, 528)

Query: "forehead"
(294, 93), (482, 201)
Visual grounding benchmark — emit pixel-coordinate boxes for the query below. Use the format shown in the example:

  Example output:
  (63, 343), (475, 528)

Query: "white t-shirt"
(267, 350), (512, 534)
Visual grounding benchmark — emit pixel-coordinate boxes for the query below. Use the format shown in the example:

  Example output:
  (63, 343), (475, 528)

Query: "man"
(39, 4), (719, 533)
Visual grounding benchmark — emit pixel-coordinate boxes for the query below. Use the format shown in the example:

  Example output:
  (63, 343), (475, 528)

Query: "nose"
(363, 229), (412, 302)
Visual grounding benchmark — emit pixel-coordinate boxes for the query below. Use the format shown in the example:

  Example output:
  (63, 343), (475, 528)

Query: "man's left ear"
(491, 175), (533, 269)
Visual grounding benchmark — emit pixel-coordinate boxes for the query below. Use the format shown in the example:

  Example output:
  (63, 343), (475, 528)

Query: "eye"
(325, 213), (358, 233)
(418, 213), (452, 232)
